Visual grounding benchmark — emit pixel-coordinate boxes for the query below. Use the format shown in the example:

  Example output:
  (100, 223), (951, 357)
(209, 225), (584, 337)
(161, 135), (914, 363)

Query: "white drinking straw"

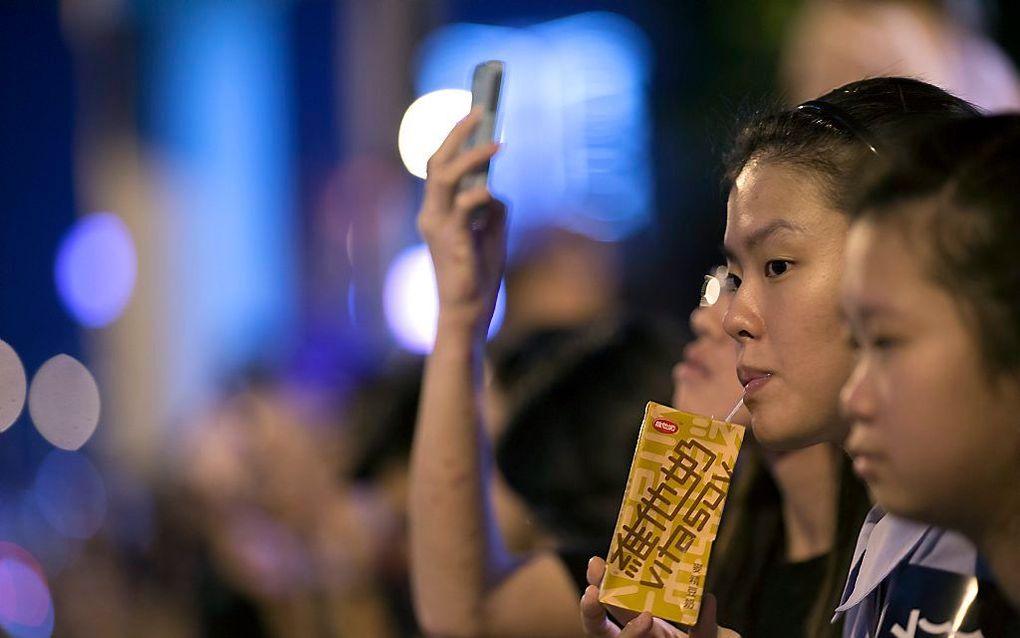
(724, 396), (744, 422)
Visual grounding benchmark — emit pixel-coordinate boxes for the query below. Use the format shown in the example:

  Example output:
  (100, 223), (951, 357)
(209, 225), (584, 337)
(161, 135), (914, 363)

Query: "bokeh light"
(397, 88), (472, 179)
(28, 354), (101, 451)
(0, 542), (54, 638)
(0, 340), (27, 433)
(55, 212), (137, 328)
(383, 243), (505, 354)
(33, 450), (107, 540)
(150, 1), (298, 415)
(702, 275), (722, 307)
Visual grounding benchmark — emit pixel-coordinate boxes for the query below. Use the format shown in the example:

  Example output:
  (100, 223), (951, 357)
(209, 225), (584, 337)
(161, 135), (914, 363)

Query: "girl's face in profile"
(723, 160), (855, 450)
(672, 271), (745, 422)
(841, 210), (1020, 531)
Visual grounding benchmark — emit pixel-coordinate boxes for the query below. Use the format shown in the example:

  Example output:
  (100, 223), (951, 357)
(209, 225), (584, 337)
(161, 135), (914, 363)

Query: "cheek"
(876, 417), (985, 524)
(878, 351), (995, 492)
(770, 285), (853, 385)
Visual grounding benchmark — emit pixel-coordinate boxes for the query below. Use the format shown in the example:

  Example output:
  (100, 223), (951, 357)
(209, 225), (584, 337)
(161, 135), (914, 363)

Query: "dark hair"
(345, 358), (424, 480)
(725, 77), (981, 210)
(494, 318), (682, 551)
(849, 114), (1020, 375)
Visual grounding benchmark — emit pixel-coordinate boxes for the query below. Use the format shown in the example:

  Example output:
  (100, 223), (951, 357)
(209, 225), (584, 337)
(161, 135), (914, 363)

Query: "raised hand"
(411, 107), (586, 638)
(417, 107), (507, 339)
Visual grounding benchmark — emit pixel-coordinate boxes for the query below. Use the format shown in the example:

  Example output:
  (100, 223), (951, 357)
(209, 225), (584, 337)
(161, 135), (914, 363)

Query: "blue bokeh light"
(33, 450), (107, 541)
(54, 212), (137, 328)
(149, 1), (296, 416)
(415, 12), (652, 243)
(383, 243), (505, 354)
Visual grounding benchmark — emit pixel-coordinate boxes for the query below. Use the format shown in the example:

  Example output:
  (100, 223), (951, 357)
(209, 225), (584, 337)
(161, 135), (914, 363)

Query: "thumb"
(579, 585), (620, 637)
(619, 612), (654, 637)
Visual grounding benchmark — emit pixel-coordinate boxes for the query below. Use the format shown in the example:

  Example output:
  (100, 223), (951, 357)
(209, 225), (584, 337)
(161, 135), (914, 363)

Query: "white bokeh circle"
(0, 340), (27, 433)
(397, 89), (472, 179)
(28, 355), (101, 451)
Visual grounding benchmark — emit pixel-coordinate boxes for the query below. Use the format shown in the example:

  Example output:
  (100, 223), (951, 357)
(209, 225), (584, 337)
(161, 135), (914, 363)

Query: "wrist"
(429, 316), (487, 376)
(432, 315), (489, 363)
(436, 306), (491, 339)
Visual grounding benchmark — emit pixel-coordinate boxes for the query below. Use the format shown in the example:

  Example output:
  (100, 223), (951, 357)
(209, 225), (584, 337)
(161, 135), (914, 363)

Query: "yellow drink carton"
(599, 402), (745, 626)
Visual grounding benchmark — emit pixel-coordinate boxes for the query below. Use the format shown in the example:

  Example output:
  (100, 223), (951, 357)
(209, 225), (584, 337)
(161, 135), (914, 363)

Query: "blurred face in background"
(672, 267), (746, 422)
(780, 0), (1020, 112)
(723, 160), (855, 450)
(841, 213), (1020, 530)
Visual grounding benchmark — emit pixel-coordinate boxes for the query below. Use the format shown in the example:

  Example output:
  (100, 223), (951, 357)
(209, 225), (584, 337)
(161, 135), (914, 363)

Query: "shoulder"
(835, 511), (981, 636)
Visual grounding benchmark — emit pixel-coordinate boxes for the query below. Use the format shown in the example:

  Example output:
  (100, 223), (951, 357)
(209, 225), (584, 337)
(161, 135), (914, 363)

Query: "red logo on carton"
(653, 418), (678, 434)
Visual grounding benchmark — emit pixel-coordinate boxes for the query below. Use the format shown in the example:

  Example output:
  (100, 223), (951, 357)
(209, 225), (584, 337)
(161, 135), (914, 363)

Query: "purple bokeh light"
(55, 212), (137, 328)
(0, 542), (54, 638)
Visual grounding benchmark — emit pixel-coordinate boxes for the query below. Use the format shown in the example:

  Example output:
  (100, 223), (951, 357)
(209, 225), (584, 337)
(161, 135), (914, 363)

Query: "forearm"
(409, 317), (511, 636)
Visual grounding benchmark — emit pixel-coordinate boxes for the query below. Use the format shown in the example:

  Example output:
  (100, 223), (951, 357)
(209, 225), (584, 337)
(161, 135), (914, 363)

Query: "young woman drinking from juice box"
(580, 78), (989, 638)
(841, 114), (1020, 620)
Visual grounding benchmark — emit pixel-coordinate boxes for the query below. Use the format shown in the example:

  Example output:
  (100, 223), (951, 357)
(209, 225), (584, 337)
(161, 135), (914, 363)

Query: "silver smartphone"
(459, 60), (504, 192)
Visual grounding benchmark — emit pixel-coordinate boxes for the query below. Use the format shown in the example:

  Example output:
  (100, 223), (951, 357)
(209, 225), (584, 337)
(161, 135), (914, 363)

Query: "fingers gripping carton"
(599, 402), (745, 626)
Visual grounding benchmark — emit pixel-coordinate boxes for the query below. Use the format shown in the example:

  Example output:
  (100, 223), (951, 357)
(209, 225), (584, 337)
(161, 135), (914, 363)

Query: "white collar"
(834, 507), (930, 613)
(834, 507), (979, 617)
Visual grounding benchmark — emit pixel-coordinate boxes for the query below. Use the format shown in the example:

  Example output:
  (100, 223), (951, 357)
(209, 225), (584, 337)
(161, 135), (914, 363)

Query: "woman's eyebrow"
(722, 219), (807, 260)
(840, 298), (898, 325)
(744, 219), (807, 248)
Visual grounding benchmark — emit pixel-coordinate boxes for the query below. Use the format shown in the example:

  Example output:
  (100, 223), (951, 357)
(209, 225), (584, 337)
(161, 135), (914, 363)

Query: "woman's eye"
(845, 331), (861, 351)
(853, 331), (901, 352)
(872, 336), (898, 350)
(764, 260), (791, 278)
(724, 273), (741, 291)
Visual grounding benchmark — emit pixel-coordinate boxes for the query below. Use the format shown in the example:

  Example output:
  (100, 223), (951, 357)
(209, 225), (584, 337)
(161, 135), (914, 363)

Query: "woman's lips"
(846, 437), (883, 479)
(849, 450), (882, 479)
(737, 367), (773, 396)
(675, 357), (710, 381)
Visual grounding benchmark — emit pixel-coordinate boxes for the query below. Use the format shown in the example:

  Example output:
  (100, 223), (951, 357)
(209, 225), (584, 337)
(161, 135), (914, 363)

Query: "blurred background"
(1, 1), (1018, 636)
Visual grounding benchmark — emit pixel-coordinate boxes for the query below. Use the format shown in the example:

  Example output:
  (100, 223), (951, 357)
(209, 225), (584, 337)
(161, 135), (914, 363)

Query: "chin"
(749, 410), (827, 452)
(872, 488), (945, 528)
